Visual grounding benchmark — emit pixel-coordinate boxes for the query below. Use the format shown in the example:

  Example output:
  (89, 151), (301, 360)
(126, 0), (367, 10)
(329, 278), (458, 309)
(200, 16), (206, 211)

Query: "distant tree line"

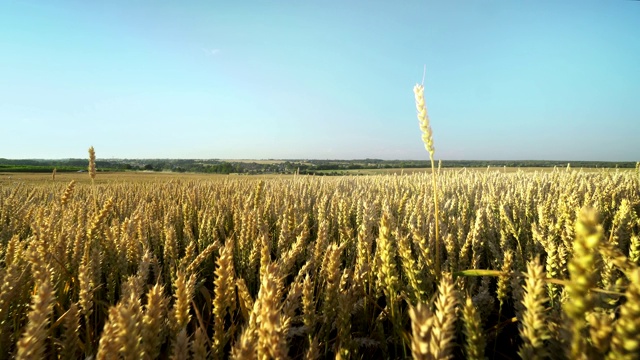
(0, 158), (635, 175)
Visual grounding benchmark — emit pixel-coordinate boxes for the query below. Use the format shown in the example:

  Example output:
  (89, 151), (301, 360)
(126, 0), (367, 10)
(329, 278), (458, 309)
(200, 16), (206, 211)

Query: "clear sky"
(1, 1), (639, 161)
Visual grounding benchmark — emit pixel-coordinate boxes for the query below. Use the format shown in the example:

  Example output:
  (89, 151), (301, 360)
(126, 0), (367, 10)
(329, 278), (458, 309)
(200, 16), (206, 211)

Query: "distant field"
(0, 171), (309, 186)
(312, 166), (634, 175)
(220, 159), (300, 165)
(1, 166), (633, 185)
(0, 171), (235, 185)
(220, 159), (315, 166)
(219, 159), (284, 164)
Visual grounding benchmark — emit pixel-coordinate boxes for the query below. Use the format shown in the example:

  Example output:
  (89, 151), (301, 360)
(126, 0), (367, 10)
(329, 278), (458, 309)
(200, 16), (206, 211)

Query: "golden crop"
(0, 167), (639, 359)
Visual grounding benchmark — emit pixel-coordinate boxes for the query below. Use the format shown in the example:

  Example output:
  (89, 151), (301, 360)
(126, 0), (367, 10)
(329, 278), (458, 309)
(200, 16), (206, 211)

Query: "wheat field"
(0, 166), (639, 359)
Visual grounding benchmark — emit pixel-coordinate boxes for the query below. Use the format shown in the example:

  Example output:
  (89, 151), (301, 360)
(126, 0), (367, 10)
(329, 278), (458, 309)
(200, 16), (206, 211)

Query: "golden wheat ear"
(409, 303), (434, 360)
(462, 295), (486, 360)
(16, 265), (55, 360)
(414, 80), (441, 277)
(518, 256), (549, 360)
(607, 268), (640, 359)
(413, 84), (435, 157)
(563, 207), (603, 358)
(88, 146), (96, 181)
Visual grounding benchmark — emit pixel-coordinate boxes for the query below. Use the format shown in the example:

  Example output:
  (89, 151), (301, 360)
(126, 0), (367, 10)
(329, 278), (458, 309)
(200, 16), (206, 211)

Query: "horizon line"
(1, 157), (637, 163)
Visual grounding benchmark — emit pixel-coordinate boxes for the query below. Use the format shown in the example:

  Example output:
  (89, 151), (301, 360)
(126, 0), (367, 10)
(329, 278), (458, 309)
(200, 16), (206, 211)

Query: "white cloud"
(202, 48), (220, 56)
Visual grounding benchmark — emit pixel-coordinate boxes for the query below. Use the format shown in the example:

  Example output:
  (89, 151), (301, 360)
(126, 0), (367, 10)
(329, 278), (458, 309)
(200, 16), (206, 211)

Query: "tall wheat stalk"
(518, 257), (549, 360)
(16, 264), (54, 360)
(414, 81), (440, 276)
(563, 207), (602, 358)
(88, 146), (96, 182)
(88, 146), (97, 211)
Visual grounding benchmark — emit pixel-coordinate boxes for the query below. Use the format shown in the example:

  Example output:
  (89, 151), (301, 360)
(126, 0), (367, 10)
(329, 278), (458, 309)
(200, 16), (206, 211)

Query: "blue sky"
(1, 0), (638, 160)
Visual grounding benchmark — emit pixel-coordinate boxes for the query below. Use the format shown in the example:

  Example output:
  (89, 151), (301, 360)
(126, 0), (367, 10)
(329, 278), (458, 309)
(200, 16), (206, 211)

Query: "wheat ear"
(462, 295), (485, 360)
(429, 272), (458, 359)
(142, 284), (169, 360)
(257, 263), (288, 360)
(213, 240), (236, 358)
(518, 256), (549, 360)
(563, 207), (602, 358)
(607, 268), (640, 359)
(409, 303), (434, 360)
(16, 265), (55, 360)
(414, 82), (440, 276)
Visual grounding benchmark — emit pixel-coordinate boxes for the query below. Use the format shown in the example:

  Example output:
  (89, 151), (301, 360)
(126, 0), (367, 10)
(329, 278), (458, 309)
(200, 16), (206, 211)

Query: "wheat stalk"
(409, 303), (433, 360)
(563, 207), (603, 358)
(256, 263), (288, 360)
(607, 268), (640, 359)
(518, 257), (549, 360)
(88, 146), (96, 181)
(429, 272), (458, 360)
(414, 82), (440, 277)
(16, 264), (55, 360)
(462, 295), (485, 360)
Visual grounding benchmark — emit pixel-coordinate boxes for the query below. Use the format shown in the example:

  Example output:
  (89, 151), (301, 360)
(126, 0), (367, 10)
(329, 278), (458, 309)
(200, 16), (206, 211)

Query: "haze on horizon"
(1, 1), (639, 161)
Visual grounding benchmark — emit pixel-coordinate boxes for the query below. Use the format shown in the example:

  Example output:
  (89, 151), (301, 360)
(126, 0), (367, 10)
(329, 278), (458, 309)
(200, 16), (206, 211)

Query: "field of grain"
(312, 167), (634, 176)
(1, 167), (639, 359)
